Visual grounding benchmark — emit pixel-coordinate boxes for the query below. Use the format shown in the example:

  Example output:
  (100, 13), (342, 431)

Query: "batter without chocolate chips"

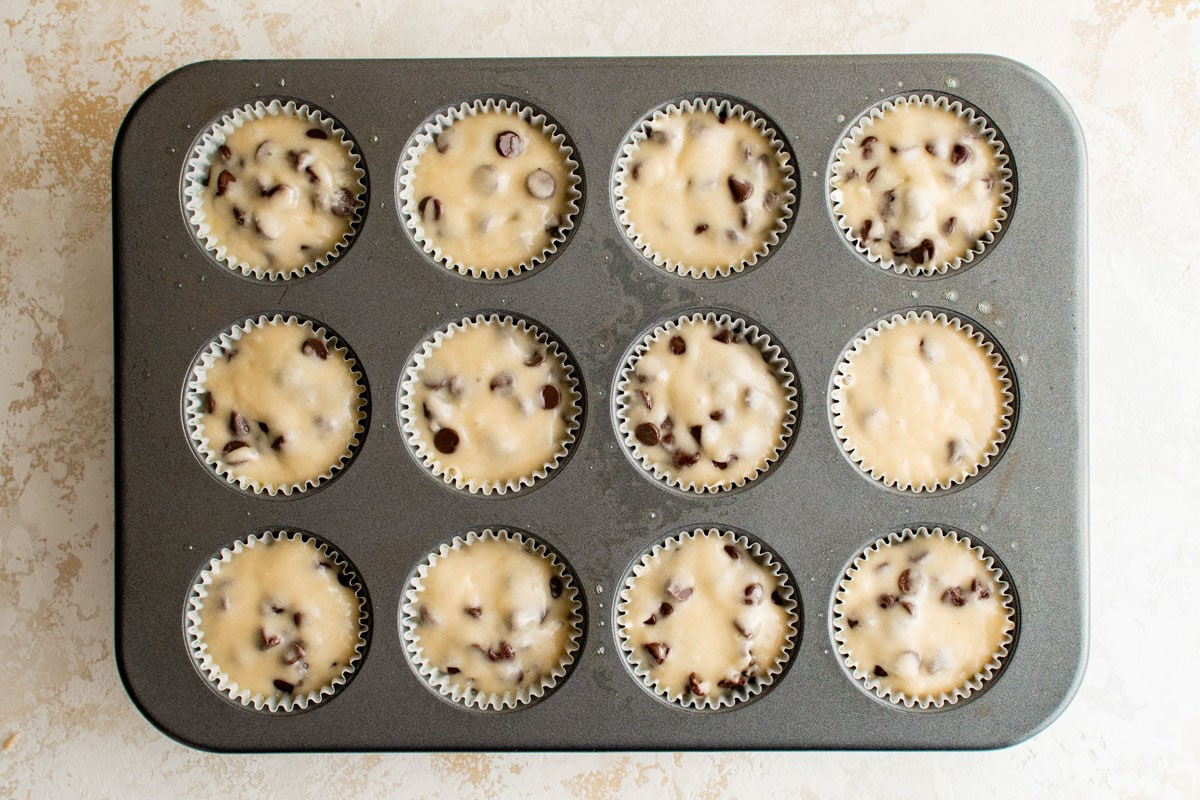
(621, 317), (791, 491)
(195, 534), (363, 702)
(834, 529), (1013, 705)
(200, 112), (361, 277)
(833, 98), (1006, 273)
(408, 535), (577, 699)
(194, 320), (365, 492)
(619, 530), (793, 703)
(619, 107), (791, 277)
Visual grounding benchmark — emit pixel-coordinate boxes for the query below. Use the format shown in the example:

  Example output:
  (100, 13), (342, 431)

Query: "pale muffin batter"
(407, 318), (578, 492)
(200, 112), (361, 278)
(622, 317), (791, 491)
(195, 534), (363, 702)
(194, 319), (365, 492)
(834, 529), (1013, 704)
(407, 109), (575, 276)
(832, 313), (1009, 492)
(619, 531), (794, 702)
(833, 98), (1006, 273)
(408, 535), (577, 698)
(619, 108), (791, 277)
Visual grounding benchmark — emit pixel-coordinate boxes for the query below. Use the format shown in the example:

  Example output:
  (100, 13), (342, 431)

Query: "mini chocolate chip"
(330, 188), (355, 218)
(659, 602), (674, 617)
(689, 425), (702, 444)
(889, 229), (907, 254)
(711, 460), (729, 470)
(971, 578), (991, 599)
(728, 177), (753, 203)
(878, 593), (898, 609)
(465, 606), (482, 619)
(717, 110), (729, 124)
(673, 451), (701, 468)
(859, 219), (873, 241)
(446, 666), (460, 675)
(943, 216), (957, 235)
(709, 410), (724, 421)
(202, 392), (215, 415)
(662, 432), (674, 445)
(925, 142), (937, 156)
(634, 422), (660, 447)
(733, 621), (752, 638)
(718, 673), (746, 689)
(669, 336), (686, 355)
(260, 630), (282, 649)
(666, 581), (693, 602)
(282, 641), (306, 665)
(687, 673), (706, 696)
(488, 372), (514, 392)
(950, 143), (971, 165)
(305, 165), (320, 183)
(216, 170), (235, 196)
(643, 642), (670, 664)
(433, 427), (460, 454)
(301, 337), (329, 359)
(487, 641), (515, 661)
(847, 617), (860, 628)
(549, 576), (563, 599)
(880, 189), (896, 217)
(638, 389), (653, 410)
(713, 329), (736, 344)
(898, 568), (922, 595)
(218, 144), (232, 161)
(739, 206), (752, 229)
(694, 223), (709, 234)
(257, 421), (270, 434)
(865, 166), (878, 183)
(262, 183), (286, 198)
(872, 665), (888, 678)
(643, 613), (657, 626)
(293, 612), (303, 627)
(232, 206), (245, 225)
(305, 128), (328, 140)
(525, 169), (556, 199)
(222, 440), (249, 455)
(899, 600), (916, 616)
(912, 238), (935, 265)
(273, 679), (295, 693)
(942, 586), (967, 607)
(630, 162), (642, 181)
(861, 136), (878, 158)
(540, 384), (561, 410)
(889, 146), (898, 154)
(524, 350), (545, 367)
(496, 130), (525, 158)
(771, 589), (786, 606)
(418, 195), (442, 222)
(648, 128), (668, 145)
(229, 411), (250, 435)
(724, 544), (740, 560)
(744, 583), (763, 605)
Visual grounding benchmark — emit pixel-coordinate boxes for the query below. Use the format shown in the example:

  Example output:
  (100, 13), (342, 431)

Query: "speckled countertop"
(2, 0), (1198, 796)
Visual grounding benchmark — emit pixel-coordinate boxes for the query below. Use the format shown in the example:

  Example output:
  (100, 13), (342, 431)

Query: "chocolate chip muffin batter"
(834, 529), (1013, 705)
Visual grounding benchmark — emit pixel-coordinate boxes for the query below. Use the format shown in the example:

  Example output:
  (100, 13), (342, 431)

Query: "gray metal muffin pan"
(113, 55), (1087, 751)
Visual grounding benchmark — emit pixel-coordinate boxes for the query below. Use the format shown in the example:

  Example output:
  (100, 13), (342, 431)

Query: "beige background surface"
(2, 0), (1198, 796)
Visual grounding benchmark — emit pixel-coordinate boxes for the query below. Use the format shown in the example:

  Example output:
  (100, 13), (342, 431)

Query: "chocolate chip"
(301, 337), (329, 359)
(687, 672), (706, 696)
(743, 583), (763, 605)
(718, 673), (746, 689)
(898, 568), (924, 595)
(771, 589), (786, 606)
(889, 229), (907, 254)
(293, 612), (303, 627)
(694, 223), (709, 235)
(202, 392), (215, 415)
(216, 170), (235, 196)
(709, 410), (724, 421)
(943, 216), (957, 235)
(673, 451), (701, 468)
(711, 460), (729, 470)
(638, 390), (653, 411)
(659, 602), (674, 618)
(465, 606), (482, 619)
(282, 641), (306, 665)
(717, 110), (729, 124)
(496, 131), (525, 158)
(733, 620), (752, 638)
(305, 128), (328, 140)
(232, 206), (245, 225)
(418, 195), (442, 223)
(662, 433), (674, 445)
(847, 617), (860, 628)
(712, 329), (736, 344)
(912, 238), (935, 265)
(229, 411), (250, 435)
(859, 219), (873, 241)
(942, 586), (967, 607)
(222, 440), (249, 455)
(899, 600), (916, 616)
(728, 177), (754, 203)
(669, 336), (686, 355)
(270, 604), (285, 614)
(950, 143), (971, 165)
(689, 425), (702, 444)
(446, 666), (460, 675)
(630, 162), (642, 181)
(330, 188), (355, 218)
(289, 149), (314, 171)
(861, 136), (878, 159)
(260, 630), (282, 649)
(525, 169), (556, 199)
(925, 142), (937, 156)
(666, 581), (693, 602)
(872, 665), (888, 678)
(634, 422), (660, 447)
(433, 427), (459, 454)
(878, 593), (898, 609)
(273, 679), (295, 693)
(644, 613), (657, 626)
(271, 435), (286, 452)
(880, 189), (896, 218)
(487, 641), (515, 661)
(540, 384), (561, 410)
(524, 350), (545, 367)
(643, 642), (669, 664)
(257, 421), (270, 434)
(549, 576), (563, 599)
(305, 165), (320, 184)
(724, 544), (740, 560)
(971, 578), (991, 599)
(488, 372), (514, 393)
(865, 166), (878, 183)
(218, 144), (232, 161)
(648, 128), (668, 145)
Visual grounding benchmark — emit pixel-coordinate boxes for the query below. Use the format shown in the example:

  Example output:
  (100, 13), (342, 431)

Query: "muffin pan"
(113, 55), (1087, 751)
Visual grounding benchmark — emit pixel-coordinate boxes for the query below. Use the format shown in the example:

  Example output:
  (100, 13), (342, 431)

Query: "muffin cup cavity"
(616, 527), (800, 711)
(399, 528), (585, 712)
(396, 97), (583, 280)
(829, 308), (1015, 494)
(830, 526), (1017, 710)
(182, 98), (368, 281)
(614, 310), (798, 495)
(829, 93), (1014, 277)
(183, 312), (369, 498)
(612, 96), (797, 279)
(184, 529), (370, 714)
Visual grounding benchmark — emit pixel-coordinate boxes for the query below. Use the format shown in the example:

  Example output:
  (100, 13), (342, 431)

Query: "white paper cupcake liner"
(613, 96), (797, 279)
(182, 98), (367, 281)
(828, 93), (1013, 276)
(829, 309), (1015, 493)
(396, 97), (583, 279)
(184, 529), (369, 714)
(614, 310), (798, 494)
(399, 528), (584, 711)
(398, 312), (583, 496)
(616, 527), (799, 711)
(831, 526), (1016, 710)
(183, 313), (369, 497)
